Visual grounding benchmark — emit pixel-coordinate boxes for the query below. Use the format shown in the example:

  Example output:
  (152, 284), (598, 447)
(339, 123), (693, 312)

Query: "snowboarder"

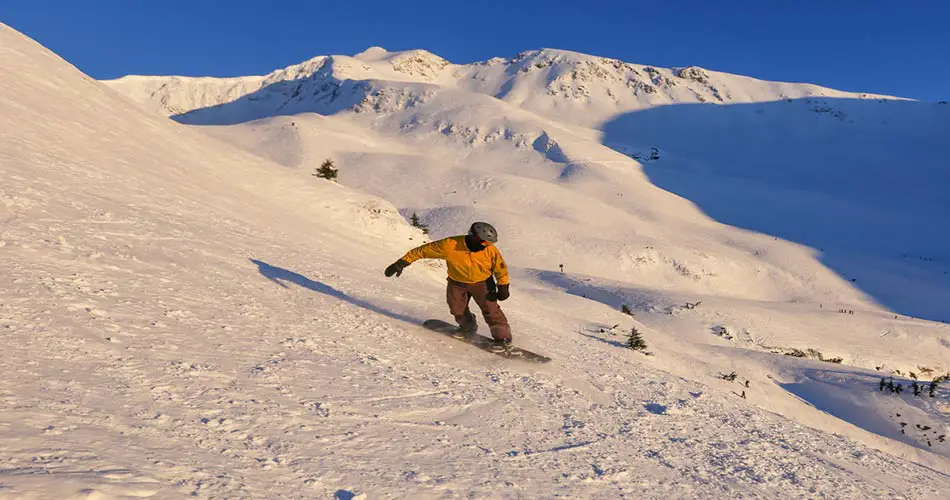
(385, 222), (512, 346)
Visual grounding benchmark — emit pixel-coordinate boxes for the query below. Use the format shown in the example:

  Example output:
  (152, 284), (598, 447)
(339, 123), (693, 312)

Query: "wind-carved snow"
(5, 22), (950, 498)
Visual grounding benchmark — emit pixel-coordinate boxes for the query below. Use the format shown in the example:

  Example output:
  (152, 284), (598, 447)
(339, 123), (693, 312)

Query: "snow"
(3, 22), (950, 498)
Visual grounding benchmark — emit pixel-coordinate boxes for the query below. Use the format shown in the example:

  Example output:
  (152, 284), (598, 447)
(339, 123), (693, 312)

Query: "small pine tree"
(895, 383), (903, 394)
(626, 327), (647, 351)
(887, 378), (896, 393)
(409, 212), (429, 234)
(912, 381), (921, 396)
(621, 304), (633, 316)
(930, 380), (939, 398)
(313, 158), (338, 182)
(879, 378), (887, 391)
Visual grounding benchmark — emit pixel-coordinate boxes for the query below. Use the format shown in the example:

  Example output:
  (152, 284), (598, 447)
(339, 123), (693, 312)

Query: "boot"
(456, 311), (477, 337)
(488, 337), (515, 354)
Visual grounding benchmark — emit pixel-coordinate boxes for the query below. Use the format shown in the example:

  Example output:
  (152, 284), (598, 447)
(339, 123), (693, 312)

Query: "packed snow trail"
(2, 23), (950, 499)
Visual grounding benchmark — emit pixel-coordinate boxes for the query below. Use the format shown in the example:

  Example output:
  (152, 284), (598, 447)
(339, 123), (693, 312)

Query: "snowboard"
(423, 319), (551, 363)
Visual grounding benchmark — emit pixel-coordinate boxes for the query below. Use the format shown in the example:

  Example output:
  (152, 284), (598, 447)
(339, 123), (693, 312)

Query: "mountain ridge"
(104, 46), (901, 123)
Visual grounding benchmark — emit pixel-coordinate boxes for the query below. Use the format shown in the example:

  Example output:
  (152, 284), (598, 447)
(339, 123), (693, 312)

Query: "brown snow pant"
(446, 278), (512, 341)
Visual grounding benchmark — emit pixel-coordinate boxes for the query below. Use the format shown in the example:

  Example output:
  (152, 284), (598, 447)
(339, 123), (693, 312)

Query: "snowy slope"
(105, 45), (950, 316)
(105, 44), (950, 319)
(602, 96), (950, 321)
(105, 38), (950, 462)
(4, 24), (950, 499)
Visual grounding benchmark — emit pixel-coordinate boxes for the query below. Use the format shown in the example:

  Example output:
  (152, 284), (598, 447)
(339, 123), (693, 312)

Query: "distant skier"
(385, 222), (512, 346)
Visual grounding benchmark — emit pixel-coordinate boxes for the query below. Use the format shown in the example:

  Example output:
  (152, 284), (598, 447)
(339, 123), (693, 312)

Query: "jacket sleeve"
(492, 248), (510, 285)
(401, 238), (449, 264)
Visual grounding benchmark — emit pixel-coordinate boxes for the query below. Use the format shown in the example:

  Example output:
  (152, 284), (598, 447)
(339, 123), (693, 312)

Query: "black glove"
(485, 276), (498, 301)
(384, 259), (409, 277)
(486, 283), (509, 302)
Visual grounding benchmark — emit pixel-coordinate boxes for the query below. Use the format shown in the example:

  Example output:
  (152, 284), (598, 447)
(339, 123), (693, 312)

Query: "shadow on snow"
(251, 259), (421, 326)
(602, 97), (950, 322)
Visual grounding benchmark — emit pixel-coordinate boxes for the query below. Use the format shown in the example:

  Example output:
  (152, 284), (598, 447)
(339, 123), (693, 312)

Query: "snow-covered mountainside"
(4, 23), (950, 498)
(106, 46), (895, 127)
(105, 45), (950, 322)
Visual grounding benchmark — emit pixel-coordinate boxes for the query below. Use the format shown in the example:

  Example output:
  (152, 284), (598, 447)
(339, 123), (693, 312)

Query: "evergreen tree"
(409, 212), (429, 234)
(879, 378), (887, 391)
(930, 380), (939, 398)
(887, 378), (895, 393)
(895, 383), (903, 394)
(912, 381), (921, 396)
(621, 304), (633, 316)
(626, 327), (647, 351)
(313, 158), (339, 182)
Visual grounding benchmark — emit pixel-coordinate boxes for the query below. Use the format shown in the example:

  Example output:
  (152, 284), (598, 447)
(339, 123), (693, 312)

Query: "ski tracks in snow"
(3, 238), (950, 498)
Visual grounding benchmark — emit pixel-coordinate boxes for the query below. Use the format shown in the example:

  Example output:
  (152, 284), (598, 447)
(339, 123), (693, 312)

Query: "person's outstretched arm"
(385, 238), (449, 277)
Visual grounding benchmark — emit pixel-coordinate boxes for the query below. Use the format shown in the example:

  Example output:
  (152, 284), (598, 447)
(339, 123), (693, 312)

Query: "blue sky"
(3, 0), (947, 100)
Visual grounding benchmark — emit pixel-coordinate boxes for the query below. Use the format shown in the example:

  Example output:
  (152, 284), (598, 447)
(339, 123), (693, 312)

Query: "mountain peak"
(352, 47), (451, 81)
(387, 50), (450, 80)
(354, 46), (390, 61)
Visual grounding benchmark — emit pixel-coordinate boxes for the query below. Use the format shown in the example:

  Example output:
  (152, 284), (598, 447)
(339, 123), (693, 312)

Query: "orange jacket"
(401, 236), (510, 285)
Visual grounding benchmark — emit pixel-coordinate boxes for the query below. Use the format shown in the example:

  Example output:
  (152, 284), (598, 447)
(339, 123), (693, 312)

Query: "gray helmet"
(468, 222), (498, 243)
